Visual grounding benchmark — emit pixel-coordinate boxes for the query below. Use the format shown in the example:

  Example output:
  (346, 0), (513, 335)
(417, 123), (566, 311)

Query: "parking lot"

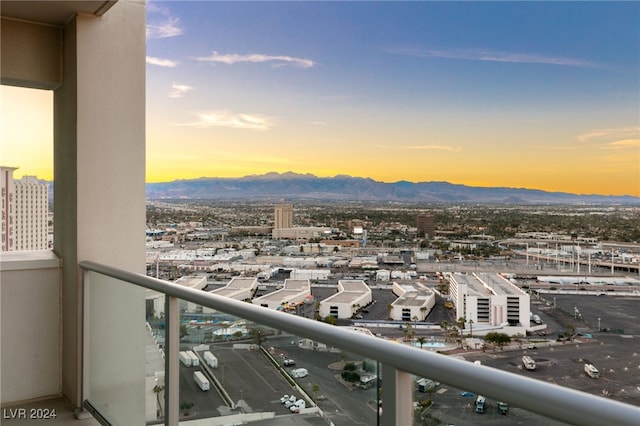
(175, 282), (639, 425)
(420, 292), (640, 425)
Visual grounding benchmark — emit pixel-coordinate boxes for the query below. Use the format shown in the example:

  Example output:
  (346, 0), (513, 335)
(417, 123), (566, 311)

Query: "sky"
(2, 1), (639, 196)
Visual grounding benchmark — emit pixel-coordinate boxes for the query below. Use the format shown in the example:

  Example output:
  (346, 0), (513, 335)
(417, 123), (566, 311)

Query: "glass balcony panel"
(175, 301), (379, 425)
(413, 381), (571, 425)
(81, 262), (640, 426)
(85, 271), (157, 425)
(146, 291), (166, 424)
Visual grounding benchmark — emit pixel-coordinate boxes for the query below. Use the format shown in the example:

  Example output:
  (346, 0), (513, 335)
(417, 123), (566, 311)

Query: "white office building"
(447, 272), (530, 336)
(1, 167), (49, 251)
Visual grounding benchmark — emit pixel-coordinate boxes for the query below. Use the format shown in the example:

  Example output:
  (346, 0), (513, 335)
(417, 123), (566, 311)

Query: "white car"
(291, 368), (308, 378)
(290, 399), (306, 412)
(284, 399), (297, 408)
(282, 395), (295, 405)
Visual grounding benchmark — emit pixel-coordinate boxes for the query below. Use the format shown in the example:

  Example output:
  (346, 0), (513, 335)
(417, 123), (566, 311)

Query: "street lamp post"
(598, 317), (601, 331)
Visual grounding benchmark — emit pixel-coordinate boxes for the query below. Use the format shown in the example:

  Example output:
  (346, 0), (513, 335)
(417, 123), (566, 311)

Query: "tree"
(153, 385), (164, 418)
(180, 324), (189, 338)
(340, 351), (349, 367)
(402, 323), (412, 341)
(324, 315), (337, 325)
(180, 401), (194, 416)
(312, 384), (320, 401)
(484, 332), (511, 350)
(440, 321), (450, 342)
(566, 324), (576, 341)
(248, 327), (265, 347)
(417, 336), (427, 349)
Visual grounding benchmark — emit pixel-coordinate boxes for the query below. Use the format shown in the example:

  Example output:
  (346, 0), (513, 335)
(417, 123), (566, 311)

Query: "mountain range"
(145, 172), (639, 205)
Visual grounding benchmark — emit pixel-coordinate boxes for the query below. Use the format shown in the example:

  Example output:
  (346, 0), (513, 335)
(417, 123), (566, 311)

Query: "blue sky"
(143, 1), (639, 196)
(4, 1), (637, 195)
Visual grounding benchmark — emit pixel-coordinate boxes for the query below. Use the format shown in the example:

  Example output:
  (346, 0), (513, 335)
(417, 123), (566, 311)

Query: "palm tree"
(402, 323), (411, 341)
(340, 351), (349, 367)
(456, 317), (466, 331)
(440, 321), (450, 342)
(312, 384), (320, 401)
(153, 384), (164, 418)
(417, 336), (427, 349)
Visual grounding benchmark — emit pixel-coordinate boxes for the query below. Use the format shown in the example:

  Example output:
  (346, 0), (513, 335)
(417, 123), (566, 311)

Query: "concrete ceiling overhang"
(0, 1), (117, 26)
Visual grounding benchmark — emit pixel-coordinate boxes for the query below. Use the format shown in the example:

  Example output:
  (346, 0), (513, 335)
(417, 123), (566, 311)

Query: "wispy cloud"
(577, 127), (639, 143)
(147, 16), (183, 39)
(169, 83), (194, 98)
(378, 144), (461, 152)
(173, 110), (275, 131)
(390, 47), (595, 68)
(607, 139), (639, 148)
(576, 127), (640, 153)
(195, 51), (314, 68)
(146, 56), (179, 67)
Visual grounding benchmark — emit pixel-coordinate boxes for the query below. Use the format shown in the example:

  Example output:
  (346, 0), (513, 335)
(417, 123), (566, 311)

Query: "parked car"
(497, 401), (509, 415)
(283, 358), (295, 366)
(284, 398), (297, 408)
(281, 395), (296, 405)
(290, 399), (306, 413)
(291, 368), (308, 378)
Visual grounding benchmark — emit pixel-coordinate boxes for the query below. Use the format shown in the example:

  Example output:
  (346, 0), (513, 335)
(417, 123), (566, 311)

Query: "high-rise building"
(1, 166), (49, 251)
(274, 203), (293, 229)
(417, 213), (435, 238)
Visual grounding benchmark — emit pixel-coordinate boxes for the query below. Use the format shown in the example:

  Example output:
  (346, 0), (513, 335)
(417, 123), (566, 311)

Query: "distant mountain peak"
(146, 172), (640, 205)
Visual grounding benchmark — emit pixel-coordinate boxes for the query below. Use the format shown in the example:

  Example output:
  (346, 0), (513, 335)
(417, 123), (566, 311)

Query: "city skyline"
(2, 1), (639, 196)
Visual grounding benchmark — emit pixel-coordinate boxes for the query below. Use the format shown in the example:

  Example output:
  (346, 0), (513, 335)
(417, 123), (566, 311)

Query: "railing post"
(165, 296), (179, 425)
(381, 364), (413, 426)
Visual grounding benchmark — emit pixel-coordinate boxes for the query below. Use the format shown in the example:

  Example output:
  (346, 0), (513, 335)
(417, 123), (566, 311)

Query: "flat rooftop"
(174, 275), (207, 290)
(322, 280), (370, 304)
(452, 274), (491, 297)
(393, 283), (434, 307)
(475, 273), (522, 296)
(253, 279), (311, 303)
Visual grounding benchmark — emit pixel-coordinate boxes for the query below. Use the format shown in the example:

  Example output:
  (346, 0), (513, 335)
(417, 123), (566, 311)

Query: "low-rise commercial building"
(388, 282), (435, 321)
(252, 279), (311, 310)
(318, 280), (372, 319)
(447, 272), (530, 336)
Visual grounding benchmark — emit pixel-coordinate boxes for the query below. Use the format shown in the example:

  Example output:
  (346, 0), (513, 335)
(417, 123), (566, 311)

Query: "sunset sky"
(2, 1), (639, 196)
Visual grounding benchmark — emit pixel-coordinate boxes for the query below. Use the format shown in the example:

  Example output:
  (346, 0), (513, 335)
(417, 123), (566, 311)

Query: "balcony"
(2, 257), (640, 425)
(1, 2), (639, 424)
(84, 261), (640, 425)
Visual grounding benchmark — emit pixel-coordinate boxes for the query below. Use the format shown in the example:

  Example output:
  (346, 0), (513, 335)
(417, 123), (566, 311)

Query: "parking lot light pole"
(598, 318), (601, 331)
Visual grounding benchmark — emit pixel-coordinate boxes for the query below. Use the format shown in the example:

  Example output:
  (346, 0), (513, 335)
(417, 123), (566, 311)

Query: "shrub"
(341, 370), (360, 382)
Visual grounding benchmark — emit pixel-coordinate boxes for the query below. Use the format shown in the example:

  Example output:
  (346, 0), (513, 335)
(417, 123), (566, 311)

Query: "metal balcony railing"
(80, 261), (640, 426)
